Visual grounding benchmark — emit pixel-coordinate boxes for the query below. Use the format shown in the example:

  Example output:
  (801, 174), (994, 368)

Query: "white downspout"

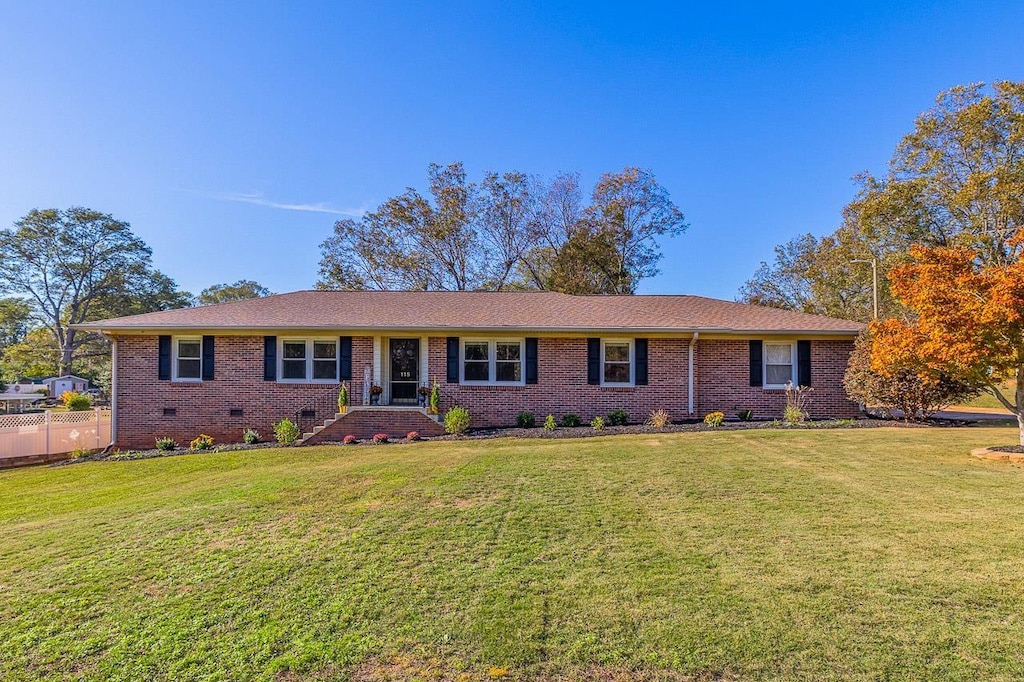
(688, 332), (699, 415)
(107, 336), (118, 450)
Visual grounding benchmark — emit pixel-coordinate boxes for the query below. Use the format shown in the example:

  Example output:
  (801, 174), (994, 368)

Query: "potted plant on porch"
(369, 384), (383, 405)
(417, 384), (430, 408)
(428, 379), (440, 415)
(337, 382), (349, 415)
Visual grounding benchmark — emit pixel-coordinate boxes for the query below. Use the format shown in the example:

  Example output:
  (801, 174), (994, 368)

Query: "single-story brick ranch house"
(77, 291), (864, 448)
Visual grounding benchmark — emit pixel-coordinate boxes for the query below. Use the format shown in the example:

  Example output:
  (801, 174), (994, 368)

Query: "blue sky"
(1, 1), (1022, 299)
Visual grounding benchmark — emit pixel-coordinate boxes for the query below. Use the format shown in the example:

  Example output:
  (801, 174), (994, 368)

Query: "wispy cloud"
(200, 191), (367, 217)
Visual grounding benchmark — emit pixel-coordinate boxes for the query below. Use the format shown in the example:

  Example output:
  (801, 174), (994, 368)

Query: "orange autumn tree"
(869, 235), (1024, 443)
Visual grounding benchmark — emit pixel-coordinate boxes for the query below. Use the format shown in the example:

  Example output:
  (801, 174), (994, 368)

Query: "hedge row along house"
(76, 291), (863, 447)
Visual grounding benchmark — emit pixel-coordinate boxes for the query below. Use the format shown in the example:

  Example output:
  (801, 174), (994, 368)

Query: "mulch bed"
(52, 416), (979, 467)
(988, 445), (1024, 453)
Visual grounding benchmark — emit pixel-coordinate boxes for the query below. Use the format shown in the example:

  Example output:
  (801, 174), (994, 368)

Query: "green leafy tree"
(0, 207), (190, 376)
(318, 164), (686, 294)
(198, 280), (272, 305)
(741, 80), (1024, 320)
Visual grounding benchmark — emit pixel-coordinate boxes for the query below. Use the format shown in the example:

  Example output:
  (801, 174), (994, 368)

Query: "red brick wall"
(695, 339), (859, 419)
(113, 333), (858, 447)
(114, 335), (372, 449)
(429, 337), (691, 427)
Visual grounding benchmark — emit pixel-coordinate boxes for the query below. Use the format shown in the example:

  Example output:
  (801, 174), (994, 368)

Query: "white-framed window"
(764, 341), (796, 388)
(601, 339), (633, 386)
(279, 338), (339, 383)
(462, 339), (524, 385)
(173, 337), (202, 382)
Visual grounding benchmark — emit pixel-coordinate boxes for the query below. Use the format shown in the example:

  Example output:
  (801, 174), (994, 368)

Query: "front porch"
(299, 406), (445, 445)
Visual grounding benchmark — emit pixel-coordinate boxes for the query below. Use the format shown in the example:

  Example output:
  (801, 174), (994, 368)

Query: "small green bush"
(444, 406), (471, 435)
(544, 414), (557, 431)
(242, 429), (260, 445)
(274, 418), (300, 445)
(590, 416), (605, 431)
(63, 392), (92, 411)
(516, 411), (536, 428)
(704, 411), (725, 428)
(607, 409), (629, 426)
(737, 409), (754, 422)
(560, 413), (582, 428)
(190, 434), (214, 450)
(155, 437), (177, 451)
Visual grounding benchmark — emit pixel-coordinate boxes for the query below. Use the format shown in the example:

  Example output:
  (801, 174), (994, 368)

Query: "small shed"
(43, 375), (90, 397)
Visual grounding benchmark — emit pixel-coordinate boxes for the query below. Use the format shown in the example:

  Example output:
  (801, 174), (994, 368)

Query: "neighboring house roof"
(42, 375), (91, 383)
(75, 291), (863, 335)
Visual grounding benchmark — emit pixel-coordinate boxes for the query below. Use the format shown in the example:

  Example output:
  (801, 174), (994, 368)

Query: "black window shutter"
(587, 338), (600, 385)
(525, 338), (538, 384)
(797, 340), (812, 387)
(339, 336), (352, 380)
(158, 335), (171, 380)
(264, 336), (277, 381)
(201, 335), (215, 380)
(749, 340), (763, 387)
(446, 337), (460, 383)
(634, 338), (649, 386)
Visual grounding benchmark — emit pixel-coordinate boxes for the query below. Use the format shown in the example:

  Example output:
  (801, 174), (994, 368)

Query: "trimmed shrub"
(737, 409), (754, 421)
(544, 414), (557, 431)
(338, 382), (349, 412)
(703, 411), (724, 428)
(590, 416), (605, 431)
(445, 406), (471, 435)
(274, 418), (300, 445)
(243, 429), (260, 445)
(607, 409), (629, 426)
(645, 409), (670, 429)
(560, 413), (582, 428)
(190, 434), (214, 450)
(62, 391), (92, 411)
(372, 433), (389, 444)
(155, 437), (177, 451)
(516, 411), (536, 428)
(343, 434), (358, 445)
(406, 431), (420, 441)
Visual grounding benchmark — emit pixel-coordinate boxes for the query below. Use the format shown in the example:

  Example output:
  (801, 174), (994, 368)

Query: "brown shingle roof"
(76, 291), (863, 335)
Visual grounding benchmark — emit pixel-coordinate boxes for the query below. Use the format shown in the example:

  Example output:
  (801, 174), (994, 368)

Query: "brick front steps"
(299, 407), (445, 445)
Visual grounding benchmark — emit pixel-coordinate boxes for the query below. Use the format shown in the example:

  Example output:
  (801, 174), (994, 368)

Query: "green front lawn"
(3, 428), (1024, 680)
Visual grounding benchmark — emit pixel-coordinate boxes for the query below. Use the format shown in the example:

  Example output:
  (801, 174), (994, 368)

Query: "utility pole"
(851, 258), (878, 320)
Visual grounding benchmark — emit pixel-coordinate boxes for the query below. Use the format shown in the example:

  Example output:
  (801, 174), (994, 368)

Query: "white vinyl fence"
(0, 409), (111, 459)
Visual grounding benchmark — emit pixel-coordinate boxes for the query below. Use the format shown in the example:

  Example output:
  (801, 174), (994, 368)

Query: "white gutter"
(688, 332), (699, 415)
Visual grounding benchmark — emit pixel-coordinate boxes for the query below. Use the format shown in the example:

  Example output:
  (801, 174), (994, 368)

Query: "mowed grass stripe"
(2, 428), (1024, 680)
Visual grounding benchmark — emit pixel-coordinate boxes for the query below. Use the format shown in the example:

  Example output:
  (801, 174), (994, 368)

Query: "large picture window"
(601, 339), (633, 386)
(764, 342), (795, 388)
(279, 339), (339, 383)
(173, 338), (202, 381)
(462, 339), (524, 385)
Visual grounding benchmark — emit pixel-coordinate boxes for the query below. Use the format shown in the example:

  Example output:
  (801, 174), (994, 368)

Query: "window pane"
(464, 342), (489, 361)
(178, 341), (200, 359)
(177, 359), (201, 379)
(464, 361), (489, 381)
(313, 359), (337, 380)
(313, 342), (336, 359)
(496, 342), (521, 361)
(496, 361), (521, 382)
(766, 364), (793, 385)
(604, 362), (630, 383)
(604, 343), (629, 362)
(282, 359), (306, 380)
(283, 342), (306, 360)
(765, 344), (792, 364)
